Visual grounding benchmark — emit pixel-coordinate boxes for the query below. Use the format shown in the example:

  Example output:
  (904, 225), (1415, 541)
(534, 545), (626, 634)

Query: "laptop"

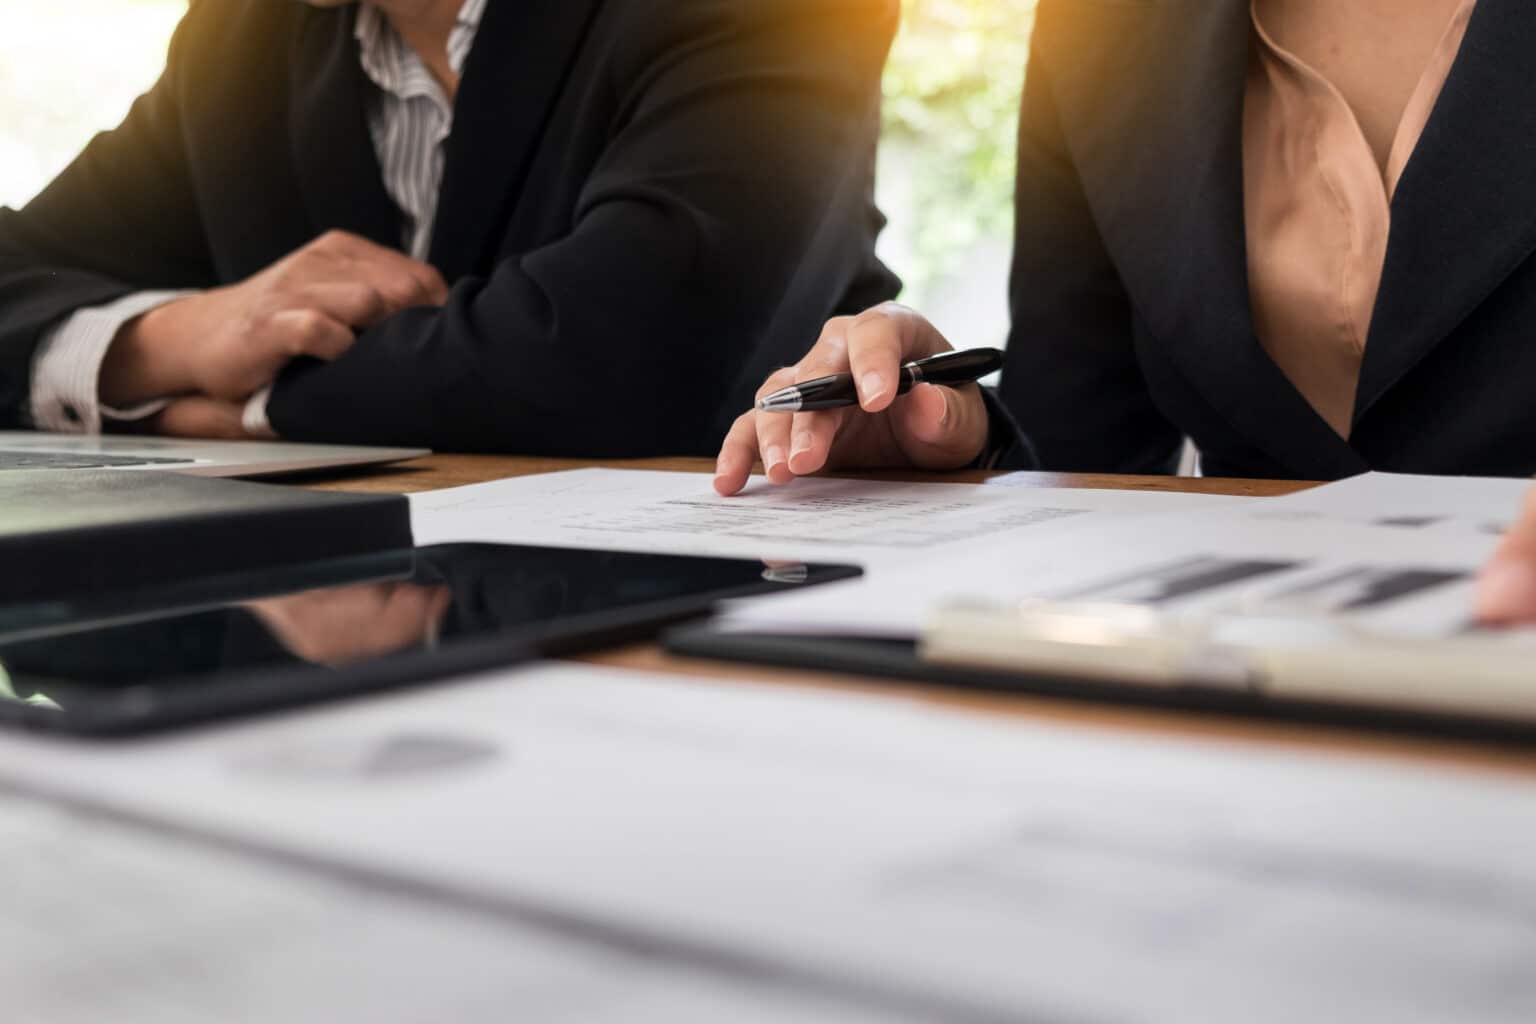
(0, 430), (428, 477)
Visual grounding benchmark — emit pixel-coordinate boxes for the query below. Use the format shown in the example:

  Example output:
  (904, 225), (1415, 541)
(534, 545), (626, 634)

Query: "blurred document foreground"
(0, 663), (1534, 1023)
(2, 789), (885, 1024)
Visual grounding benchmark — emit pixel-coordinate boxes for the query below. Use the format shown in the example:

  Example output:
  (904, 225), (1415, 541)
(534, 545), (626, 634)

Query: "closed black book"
(0, 471), (412, 612)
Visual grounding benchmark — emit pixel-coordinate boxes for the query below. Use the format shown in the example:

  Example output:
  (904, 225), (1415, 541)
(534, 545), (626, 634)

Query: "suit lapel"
(429, 0), (604, 280)
(1356, 0), (1536, 421)
(288, 6), (402, 248)
(1051, 0), (1365, 477)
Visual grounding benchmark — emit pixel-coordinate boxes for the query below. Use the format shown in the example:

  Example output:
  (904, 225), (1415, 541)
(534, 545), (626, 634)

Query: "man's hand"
(144, 396), (248, 439)
(101, 230), (448, 408)
(713, 303), (990, 496)
(1476, 487), (1536, 623)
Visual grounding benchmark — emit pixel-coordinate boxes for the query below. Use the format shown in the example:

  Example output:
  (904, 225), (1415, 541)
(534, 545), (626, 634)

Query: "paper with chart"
(409, 468), (1253, 572)
(719, 472), (1525, 639)
(1247, 471), (1531, 535)
(4, 662), (1536, 1024)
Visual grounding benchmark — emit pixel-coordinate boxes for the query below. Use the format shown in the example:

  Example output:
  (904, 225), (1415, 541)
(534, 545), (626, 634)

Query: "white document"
(981, 470), (1058, 488)
(721, 510), (1499, 639)
(1256, 471), (1531, 536)
(0, 786), (890, 1024)
(410, 468), (1251, 573)
(721, 472), (1529, 640)
(3, 663), (1536, 1023)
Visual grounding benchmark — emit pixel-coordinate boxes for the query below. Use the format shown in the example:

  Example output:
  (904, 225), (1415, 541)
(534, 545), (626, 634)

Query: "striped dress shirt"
(356, 0), (485, 263)
(29, 0), (485, 436)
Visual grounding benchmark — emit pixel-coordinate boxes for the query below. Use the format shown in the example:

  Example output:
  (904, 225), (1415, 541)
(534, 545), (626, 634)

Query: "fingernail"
(1476, 560), (1536, 620)
(860, 371), (887, 404)
(936, 386), (950, 427)
(764, 445), (786, 472)
(790, 431), (813, 456)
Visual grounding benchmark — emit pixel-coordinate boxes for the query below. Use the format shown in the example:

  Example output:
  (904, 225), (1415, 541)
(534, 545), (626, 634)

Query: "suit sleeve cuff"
(241, 386), (277, 439)
(977, 386), (1039, 470)
(28, 290), (194, 433)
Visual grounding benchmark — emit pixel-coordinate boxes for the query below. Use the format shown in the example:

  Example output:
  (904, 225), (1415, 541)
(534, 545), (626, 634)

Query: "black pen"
(756, 347), (1004, 413)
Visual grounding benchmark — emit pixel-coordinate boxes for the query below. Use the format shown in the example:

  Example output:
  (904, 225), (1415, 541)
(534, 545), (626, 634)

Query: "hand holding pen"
(713, 304), (999, 495)
(756, 347), (1003, 412)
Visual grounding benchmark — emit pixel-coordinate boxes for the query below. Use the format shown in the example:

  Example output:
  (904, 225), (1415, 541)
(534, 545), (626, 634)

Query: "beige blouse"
(1243, 0), (1477, 437)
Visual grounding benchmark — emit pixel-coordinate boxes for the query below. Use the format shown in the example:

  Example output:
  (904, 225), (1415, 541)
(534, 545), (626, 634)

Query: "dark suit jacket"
(0, 0), (899, 455)
(999, 0), (1536, 480)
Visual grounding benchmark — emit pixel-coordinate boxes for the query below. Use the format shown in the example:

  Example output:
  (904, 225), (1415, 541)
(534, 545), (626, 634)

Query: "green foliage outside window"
(880, 0), (1038, 299)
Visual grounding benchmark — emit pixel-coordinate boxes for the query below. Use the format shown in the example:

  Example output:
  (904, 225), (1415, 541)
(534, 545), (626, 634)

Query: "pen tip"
(756, 393), (802, 414)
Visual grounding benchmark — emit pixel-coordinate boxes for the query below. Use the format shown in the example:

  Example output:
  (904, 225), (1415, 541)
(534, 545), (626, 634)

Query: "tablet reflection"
(0, 543), (857, 720)
(246, 582), (453, 667)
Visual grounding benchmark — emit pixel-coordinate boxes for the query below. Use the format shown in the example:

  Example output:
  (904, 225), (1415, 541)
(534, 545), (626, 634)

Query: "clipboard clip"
(919, 599), (1536, 721)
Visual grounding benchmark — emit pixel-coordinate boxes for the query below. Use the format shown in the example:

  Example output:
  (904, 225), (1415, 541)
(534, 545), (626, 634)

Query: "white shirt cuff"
(28, 290), (194, 433)
(242, 386), (277, 439)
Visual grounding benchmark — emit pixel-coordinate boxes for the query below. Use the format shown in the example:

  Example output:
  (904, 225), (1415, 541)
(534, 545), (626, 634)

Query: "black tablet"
(0, 544), (859, 737)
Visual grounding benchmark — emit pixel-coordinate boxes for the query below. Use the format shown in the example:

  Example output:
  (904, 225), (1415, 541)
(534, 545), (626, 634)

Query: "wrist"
(99, 297), (200, 406)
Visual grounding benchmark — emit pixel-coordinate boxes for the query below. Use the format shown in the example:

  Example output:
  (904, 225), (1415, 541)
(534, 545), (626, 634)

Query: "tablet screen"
(0, 543), (859, 734)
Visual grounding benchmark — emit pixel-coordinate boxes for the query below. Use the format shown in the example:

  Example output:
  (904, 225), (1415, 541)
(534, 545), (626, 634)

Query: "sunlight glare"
(0, 0), (186, 208)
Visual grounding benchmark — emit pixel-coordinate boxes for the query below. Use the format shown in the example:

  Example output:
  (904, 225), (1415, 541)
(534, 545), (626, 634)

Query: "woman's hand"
(713, 303), (991, 496)
(1476, 487), (1536, 623)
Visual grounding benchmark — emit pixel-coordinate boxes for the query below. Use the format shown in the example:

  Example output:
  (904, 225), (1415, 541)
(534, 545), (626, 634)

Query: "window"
(0, 0), (186, 208)
(881, 0), (1037, 347)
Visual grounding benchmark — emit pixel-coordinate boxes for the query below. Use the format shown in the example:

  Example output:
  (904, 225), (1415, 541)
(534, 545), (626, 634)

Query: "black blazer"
(1000, 0), (1536, 480)
(0, 0), (899, 456)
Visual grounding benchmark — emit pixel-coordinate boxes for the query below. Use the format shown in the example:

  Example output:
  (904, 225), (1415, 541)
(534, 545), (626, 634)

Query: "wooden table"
(309, 454), (1536, 777)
